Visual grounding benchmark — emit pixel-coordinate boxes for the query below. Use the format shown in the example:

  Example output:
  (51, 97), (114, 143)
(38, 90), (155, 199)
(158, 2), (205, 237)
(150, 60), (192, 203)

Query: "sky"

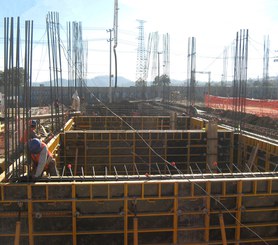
(0, 0), (278, 86)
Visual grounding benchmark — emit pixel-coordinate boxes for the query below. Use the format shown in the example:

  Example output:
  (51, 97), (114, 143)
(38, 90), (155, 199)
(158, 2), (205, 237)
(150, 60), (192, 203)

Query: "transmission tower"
(136, 19), (147, 86)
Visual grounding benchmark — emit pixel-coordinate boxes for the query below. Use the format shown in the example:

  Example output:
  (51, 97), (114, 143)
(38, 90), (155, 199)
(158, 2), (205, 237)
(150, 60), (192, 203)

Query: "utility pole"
(107, 29), (113, 103)
(113, 0), (118, 88)
(187, 37), (196, 110)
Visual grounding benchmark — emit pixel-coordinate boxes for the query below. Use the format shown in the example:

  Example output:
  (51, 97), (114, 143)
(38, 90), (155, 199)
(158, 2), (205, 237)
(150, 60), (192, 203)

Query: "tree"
(152, 74), (171, 101)
(152, 74), (170, 87)
(135, 78), (147, 99)
(0, 67), (25, 87)
(135, 78), (146, 87)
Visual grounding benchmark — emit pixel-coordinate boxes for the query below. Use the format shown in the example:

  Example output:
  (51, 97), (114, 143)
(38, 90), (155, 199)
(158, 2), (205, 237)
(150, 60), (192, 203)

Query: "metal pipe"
(11, 171), (277, 183)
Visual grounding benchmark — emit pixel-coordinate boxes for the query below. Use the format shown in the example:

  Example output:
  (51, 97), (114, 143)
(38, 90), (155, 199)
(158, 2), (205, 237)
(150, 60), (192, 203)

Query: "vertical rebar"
(3, 17), (33, 180)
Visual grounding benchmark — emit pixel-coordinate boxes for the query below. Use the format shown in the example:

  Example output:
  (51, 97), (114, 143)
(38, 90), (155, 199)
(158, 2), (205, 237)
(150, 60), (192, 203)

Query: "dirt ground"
(197, 105), (278, 132)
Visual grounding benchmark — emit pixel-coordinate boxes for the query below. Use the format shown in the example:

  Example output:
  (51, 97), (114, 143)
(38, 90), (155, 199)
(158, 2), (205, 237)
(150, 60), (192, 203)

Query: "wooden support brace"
(245, 143), (259, 171)
(219, 212), (227, 245)
(133, 217), (138, 245)
(14, 221), (21, 245)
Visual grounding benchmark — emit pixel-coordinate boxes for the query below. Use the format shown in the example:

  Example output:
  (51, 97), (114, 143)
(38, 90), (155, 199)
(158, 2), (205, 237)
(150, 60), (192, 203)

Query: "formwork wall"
(59, 116), (278, 175)
(73, 116), (209, 131)
(0, 178), (277, 245)
(1, 116), (278, 245)
(238, 134), (278, 171)
(59, 129), (232, 176)
(73, 116), (190, 130)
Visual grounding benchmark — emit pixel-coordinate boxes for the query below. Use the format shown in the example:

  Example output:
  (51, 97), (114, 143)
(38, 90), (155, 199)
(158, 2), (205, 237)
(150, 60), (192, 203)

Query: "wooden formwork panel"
(54, 117), (278, 174)
(0, 178), (277, 245)
(73, 116), (189, 130)
(59, 130), (233, 175)
(190, 117), (206, 129)
(238, 134), (278, 171)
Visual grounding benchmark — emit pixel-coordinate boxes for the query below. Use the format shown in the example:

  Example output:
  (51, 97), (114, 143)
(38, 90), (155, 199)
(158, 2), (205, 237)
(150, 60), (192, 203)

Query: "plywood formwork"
(238, 134), (278, 172)
(1, 116), (278, 245)
(73, 116), (206, 131)
(0, 177), (277, 245)
(59, 116), (234, 176)
(73, 116), (190, 131)
(59, 129), (232, 176)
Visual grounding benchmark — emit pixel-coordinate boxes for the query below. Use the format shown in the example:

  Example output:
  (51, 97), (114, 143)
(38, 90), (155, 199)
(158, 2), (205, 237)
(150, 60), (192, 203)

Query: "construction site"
(0, 6), (278, 245)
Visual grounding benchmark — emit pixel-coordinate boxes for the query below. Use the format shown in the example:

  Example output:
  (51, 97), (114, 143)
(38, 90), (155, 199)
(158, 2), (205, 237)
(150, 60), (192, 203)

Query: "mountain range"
(33, 76), (186, 87)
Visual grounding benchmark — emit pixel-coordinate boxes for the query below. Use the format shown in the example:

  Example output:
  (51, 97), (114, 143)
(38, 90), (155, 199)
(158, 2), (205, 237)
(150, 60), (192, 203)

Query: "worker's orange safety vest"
(31, 142), (53, 168)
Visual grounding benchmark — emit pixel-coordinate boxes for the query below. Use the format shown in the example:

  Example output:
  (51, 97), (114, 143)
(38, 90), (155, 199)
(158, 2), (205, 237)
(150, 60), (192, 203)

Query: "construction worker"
(28, 138), (59, 178)
(71, 90), (80, 111)
(54, 98), (59, 114)
(80, 97), (87, 115)
(20, 120), (41, 144)
(10, 120), (41, 162)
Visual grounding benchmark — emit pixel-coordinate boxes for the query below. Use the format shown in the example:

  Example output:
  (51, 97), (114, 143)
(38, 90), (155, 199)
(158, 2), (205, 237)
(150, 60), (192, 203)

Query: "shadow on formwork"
(0, 115), (278, 245)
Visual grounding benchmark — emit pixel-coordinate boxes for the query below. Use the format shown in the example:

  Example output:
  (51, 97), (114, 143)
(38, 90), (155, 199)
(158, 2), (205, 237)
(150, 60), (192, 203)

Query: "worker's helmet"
(29, 138), (41, 154)
(29, 120), (37, 127)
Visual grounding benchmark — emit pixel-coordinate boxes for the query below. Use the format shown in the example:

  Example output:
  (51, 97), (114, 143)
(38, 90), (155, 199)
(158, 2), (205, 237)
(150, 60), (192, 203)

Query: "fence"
(205, 94), (278, 118)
